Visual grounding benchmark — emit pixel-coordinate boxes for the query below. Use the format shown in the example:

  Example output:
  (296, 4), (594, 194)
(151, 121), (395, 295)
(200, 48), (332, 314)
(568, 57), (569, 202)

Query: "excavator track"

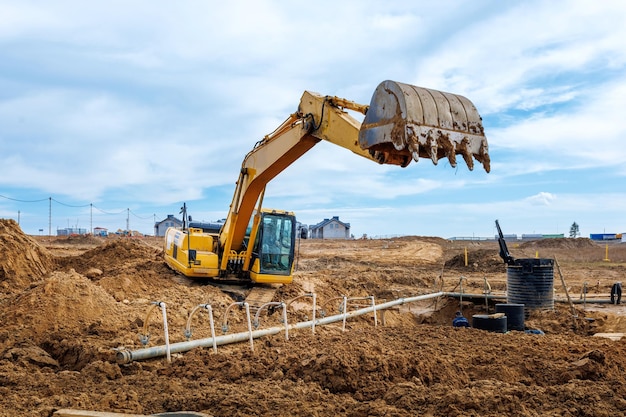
(244, 284), (280, 313)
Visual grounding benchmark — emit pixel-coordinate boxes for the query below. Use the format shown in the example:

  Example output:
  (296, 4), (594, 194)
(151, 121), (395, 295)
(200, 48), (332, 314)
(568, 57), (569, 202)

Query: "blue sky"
(1, 1), (625, 239)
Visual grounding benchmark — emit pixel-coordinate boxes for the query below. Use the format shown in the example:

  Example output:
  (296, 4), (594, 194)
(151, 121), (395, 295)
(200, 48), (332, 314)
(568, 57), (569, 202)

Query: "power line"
(0, 194), (48, 203)
(1, 194), (165, 236)
(50, 197), (91, 208)
(92, 205), (127, 215)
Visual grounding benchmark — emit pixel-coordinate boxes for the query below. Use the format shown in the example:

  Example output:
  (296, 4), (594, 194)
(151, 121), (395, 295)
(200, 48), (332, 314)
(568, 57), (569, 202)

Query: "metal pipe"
(116, 292), (446, 364)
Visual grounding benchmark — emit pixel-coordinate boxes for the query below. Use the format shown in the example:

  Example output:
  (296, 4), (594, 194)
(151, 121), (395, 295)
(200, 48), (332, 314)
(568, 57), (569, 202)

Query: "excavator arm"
(164, 80), (490, 283)
(218, 80), (491, 269)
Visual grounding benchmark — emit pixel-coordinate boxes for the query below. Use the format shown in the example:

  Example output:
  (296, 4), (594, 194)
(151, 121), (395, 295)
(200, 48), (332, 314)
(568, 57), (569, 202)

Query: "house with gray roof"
(309, 216), (350, 239)
(154, 214), (182, 237)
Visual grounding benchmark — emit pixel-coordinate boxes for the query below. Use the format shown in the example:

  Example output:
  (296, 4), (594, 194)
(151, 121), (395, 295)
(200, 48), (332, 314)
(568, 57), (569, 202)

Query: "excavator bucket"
(359, 80), (490, 172)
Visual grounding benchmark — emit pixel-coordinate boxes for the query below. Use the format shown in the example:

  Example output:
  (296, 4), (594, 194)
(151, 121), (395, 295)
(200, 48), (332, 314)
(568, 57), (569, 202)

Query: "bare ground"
(1, 219), (626, 416)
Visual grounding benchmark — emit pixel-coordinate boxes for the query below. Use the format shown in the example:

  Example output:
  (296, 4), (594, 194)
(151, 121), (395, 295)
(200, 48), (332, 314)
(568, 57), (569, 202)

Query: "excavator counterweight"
(359, 80), (490, 172)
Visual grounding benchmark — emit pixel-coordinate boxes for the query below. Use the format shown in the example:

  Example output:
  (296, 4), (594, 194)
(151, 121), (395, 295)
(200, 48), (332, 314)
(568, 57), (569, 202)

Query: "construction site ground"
(1, 218), (626, 416)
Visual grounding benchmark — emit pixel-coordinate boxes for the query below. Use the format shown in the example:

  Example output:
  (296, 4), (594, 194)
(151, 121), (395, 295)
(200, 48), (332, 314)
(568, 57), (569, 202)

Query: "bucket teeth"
(446, 148), (458, 169)
(429, 136), (438, 166)
(359, 80), (490, 172)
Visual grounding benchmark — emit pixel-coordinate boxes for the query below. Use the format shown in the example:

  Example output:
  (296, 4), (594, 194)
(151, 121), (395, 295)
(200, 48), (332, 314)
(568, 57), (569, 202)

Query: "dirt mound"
(0, 219), (55, 292)
(57, 239), (162, 278)
(2, 270), (121, 341)
(444, 248), (505, 273)
(520, 237), (597, 249)
(0, 269), (125, 372)
(54, 234), (105, 245)
(2, 235), (626, 416)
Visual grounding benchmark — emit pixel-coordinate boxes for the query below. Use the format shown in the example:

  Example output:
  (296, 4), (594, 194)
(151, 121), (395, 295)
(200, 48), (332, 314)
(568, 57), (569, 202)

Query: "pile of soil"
(0, 219), (55, 293)
(1, 224), (626, 416)
(519, 237), (598, 249)
(444, 248), (505, 273)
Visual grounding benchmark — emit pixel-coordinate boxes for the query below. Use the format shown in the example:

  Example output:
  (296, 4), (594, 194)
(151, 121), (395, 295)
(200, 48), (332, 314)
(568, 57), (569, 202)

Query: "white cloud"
(1, 0), (626, 237)
(525, 192), (556, 206)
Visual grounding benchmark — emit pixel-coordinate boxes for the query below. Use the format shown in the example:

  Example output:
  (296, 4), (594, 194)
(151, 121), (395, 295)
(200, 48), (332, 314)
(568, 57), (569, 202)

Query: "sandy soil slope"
(1, 219), (626, 416)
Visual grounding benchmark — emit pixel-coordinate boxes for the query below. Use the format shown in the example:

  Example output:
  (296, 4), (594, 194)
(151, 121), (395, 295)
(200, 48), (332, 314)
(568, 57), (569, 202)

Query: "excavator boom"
(165, 80), (490, 285)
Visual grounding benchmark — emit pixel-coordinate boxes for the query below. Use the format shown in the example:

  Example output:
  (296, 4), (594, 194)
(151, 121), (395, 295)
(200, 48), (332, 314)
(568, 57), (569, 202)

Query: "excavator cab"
(249, 211), (296, 283)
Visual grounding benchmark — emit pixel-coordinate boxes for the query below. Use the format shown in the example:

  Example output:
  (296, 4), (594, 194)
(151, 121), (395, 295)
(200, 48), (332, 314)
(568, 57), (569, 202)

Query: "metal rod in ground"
(554, 256), (578, 330)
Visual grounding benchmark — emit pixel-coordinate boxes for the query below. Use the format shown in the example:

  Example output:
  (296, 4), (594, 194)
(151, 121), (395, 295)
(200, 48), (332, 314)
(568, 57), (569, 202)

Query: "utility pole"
(126, 208), (130, 232)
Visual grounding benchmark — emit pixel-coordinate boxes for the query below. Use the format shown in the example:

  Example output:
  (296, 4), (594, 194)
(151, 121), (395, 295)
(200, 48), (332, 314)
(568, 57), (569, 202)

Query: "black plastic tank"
(506, 258), (554, 317)
(472, 314), (508, 333)
(495, 303), (525, 331)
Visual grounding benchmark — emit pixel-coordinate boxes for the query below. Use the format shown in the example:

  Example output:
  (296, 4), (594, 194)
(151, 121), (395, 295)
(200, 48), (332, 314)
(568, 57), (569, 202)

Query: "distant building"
(521, 234), (542, 240)
(93, 227), (108, 237)
(57, 227), (87, 236)
(494, 234), (518, 241)
(155, 214), (183, 237)
(309, 216), (350, 239)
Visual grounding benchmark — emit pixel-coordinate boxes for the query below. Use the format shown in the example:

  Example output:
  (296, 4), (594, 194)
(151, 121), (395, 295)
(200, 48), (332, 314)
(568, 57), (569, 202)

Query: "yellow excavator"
(164, 80), (490, 285)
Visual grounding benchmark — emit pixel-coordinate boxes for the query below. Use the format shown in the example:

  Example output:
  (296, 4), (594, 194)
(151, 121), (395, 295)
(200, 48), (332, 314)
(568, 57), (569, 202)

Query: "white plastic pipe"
(286, 293), (317, 334)
(341, 296), (348, 332)
(116, 291), (445, 364)
(158, 302), (171, 363)
(185, 304), (218, 353)
(221, 301), (254, 350)
(343, 296), (378, 327)
(116, 290), (612, 364)
(254, 302), (288, 340)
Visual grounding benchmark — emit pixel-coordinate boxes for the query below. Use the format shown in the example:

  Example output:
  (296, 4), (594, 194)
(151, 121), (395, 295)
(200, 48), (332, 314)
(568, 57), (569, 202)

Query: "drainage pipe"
(341, 296), (378, 328)
(185, 304), (217, 353)
(156, 302), (171, 363)
(138, 301), (171, 363)
(286, 293), (317, 334)
(253, 302), (288, 340)
(116, 291), (446, 364)
(116, 290), (619, 364)
(319, 296), (346, 317)
(341, 296), (348, 332)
